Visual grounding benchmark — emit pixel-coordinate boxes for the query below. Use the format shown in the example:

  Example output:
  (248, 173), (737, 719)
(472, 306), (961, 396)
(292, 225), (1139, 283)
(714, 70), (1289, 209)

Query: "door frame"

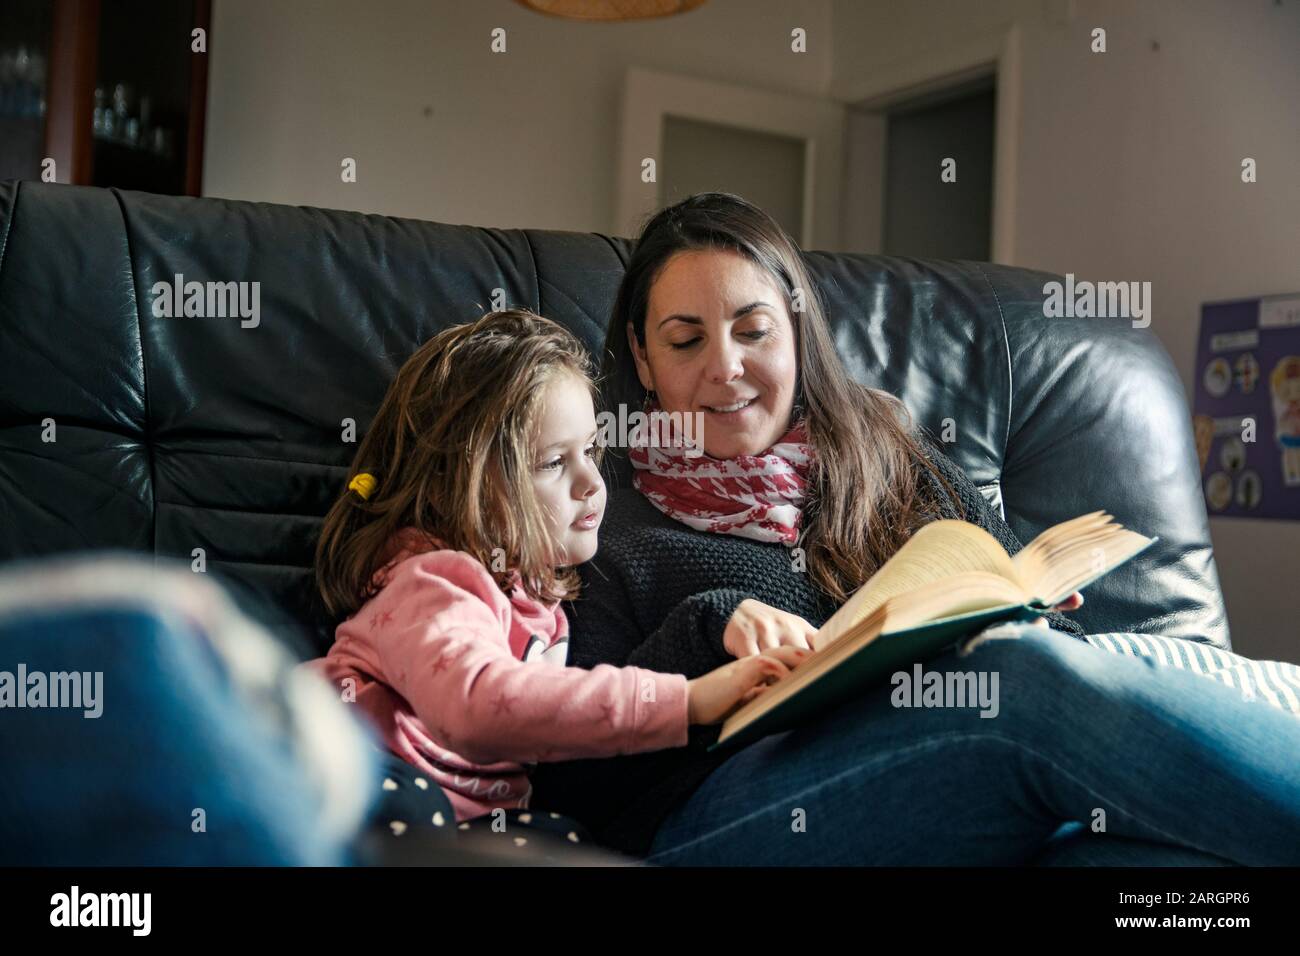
(614, 66), (845, 250)
(840, 25), (1023, 264)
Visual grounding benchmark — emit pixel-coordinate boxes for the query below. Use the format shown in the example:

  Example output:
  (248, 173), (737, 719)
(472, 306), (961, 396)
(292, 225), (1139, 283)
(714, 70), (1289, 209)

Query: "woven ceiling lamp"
(513, 0), (708, 21)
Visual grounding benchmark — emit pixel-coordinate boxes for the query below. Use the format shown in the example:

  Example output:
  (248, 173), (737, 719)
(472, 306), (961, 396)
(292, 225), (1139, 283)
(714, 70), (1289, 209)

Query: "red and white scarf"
(629, 403), (814, 545)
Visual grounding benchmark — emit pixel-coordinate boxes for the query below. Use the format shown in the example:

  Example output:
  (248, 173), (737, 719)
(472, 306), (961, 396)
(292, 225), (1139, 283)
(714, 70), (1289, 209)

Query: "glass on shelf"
(93, 85), (107, 135)
(0, 44), (49, 120)
(90, 78), (176, 155)
(111, 83), (133, 124)
(150, 126), (175, 159)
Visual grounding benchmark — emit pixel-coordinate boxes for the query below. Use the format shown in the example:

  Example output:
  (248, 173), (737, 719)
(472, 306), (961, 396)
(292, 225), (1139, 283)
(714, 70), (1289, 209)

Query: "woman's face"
(630, 248), (798, 459)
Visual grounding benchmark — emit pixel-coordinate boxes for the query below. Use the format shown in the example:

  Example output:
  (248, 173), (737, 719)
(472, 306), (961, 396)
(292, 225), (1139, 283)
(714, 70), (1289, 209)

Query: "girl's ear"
(627, 322), (654, 393)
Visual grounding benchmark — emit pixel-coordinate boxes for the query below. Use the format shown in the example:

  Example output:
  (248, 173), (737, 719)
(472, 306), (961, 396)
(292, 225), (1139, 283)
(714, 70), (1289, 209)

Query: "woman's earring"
(642, 389), (657, 410)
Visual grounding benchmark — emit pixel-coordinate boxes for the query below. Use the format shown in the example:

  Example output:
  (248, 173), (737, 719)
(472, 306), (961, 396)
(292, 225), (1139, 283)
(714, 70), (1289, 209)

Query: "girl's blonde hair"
(315, 309), (600, 621)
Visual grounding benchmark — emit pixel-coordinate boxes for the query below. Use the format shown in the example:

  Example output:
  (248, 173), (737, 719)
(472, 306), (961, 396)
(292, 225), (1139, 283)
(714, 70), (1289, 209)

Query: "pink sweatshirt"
(305, 527), (690, 822)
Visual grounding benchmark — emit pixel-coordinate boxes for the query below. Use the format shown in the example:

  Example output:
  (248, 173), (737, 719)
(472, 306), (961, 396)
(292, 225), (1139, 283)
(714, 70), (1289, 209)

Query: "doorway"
(881, 77), (996, 261)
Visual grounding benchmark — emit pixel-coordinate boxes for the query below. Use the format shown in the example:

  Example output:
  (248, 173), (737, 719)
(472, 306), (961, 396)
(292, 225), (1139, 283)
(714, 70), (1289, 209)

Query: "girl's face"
(630, 248), (798, 459)
(530, 373), (605, 566)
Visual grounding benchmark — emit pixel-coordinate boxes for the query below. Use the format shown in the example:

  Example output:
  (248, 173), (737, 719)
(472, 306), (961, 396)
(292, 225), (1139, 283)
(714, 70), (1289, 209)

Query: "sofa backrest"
(0, 181), (1230, 654)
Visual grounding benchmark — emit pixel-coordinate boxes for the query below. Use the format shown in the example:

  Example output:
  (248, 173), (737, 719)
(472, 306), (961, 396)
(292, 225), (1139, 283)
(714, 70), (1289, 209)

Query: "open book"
(708, 510), (1157, 751)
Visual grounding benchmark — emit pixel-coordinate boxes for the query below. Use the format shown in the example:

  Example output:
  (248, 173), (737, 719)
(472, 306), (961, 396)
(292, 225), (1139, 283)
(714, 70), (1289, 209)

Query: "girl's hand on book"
(1028, 591), (1084, 626)
(723, 599), (819, 658)
(687, 646), (811, 725)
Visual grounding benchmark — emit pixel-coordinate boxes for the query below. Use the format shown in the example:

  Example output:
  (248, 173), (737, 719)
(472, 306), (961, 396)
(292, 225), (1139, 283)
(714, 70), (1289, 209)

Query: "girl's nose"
(574, 457), (603, 499)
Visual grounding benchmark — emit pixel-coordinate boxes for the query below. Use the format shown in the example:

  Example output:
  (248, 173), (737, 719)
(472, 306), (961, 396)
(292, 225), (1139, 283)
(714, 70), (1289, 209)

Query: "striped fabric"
(1084, 632), (1300, 717)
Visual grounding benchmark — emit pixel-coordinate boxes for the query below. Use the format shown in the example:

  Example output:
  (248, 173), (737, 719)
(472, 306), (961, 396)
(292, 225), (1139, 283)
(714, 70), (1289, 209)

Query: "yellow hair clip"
(348, 472), (377, 500)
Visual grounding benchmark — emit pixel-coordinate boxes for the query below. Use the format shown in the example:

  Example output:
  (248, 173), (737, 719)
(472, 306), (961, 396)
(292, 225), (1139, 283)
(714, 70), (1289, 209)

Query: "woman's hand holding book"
(723, 598), (818, 657)
(1027, 590), (1084, 627)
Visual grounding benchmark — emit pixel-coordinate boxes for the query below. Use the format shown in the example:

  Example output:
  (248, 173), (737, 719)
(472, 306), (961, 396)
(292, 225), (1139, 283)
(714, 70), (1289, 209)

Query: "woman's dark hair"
(602, 192), (964, 604)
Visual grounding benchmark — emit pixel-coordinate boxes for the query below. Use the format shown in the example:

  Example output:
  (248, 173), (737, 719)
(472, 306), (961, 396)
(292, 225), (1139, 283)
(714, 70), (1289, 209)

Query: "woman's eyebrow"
(657, 301), (773, 330)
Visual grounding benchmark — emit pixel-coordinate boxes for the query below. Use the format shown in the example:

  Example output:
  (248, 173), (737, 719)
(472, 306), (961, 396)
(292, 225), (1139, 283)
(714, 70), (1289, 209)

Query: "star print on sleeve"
(432, 643), (472, 675)
(491, 693), (516, 716)
(599, 702), (616, 726)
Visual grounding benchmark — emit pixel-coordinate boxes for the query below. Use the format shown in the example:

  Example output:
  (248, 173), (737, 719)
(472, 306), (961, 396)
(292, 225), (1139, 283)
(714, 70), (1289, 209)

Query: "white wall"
(832, 0), (1300, 660)
(203, 0), (833, 233)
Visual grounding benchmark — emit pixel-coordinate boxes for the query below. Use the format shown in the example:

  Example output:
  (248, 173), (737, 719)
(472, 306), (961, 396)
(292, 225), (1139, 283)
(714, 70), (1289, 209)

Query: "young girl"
(308, 310), (805, 856)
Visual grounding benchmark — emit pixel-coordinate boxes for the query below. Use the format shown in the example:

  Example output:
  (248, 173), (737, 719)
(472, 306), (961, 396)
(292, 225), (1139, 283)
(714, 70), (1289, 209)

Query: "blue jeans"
(645, 622), (1300, 865)
(0, 554), (380, 865)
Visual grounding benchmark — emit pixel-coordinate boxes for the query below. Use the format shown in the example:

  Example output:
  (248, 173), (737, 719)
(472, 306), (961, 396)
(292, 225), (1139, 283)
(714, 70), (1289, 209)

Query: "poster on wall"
(1192, 292), (1300, 520)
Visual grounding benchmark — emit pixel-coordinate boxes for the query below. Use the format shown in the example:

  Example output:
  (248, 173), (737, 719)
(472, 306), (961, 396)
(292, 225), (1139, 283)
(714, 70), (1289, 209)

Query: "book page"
(1009, 511), (1110, 586)
(814, 520), (1025, 649)
(1009, 512), (1155, 605)
(878, 572), (1027, 633)
(1027, 529), (1155, 604)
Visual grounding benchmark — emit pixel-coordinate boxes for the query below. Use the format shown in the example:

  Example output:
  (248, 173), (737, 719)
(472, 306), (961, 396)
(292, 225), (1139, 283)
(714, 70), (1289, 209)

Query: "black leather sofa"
(0, 180), (1231, 858)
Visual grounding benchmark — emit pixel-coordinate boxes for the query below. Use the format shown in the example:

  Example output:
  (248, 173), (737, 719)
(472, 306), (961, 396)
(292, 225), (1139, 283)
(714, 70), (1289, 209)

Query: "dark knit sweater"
(528, 435), (1085, 858)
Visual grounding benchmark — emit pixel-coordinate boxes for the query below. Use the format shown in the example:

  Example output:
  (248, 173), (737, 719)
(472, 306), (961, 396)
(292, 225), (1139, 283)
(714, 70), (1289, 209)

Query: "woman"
(527, 192), (1300, 866)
